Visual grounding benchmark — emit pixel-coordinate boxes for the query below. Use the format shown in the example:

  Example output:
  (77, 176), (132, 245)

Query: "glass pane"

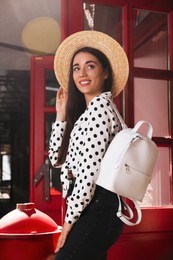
(2, 154), (11, 181)
(133, 10), (169, 70)
(84, 3), (123, 44)
(44, 156), (62, 193)
(0, 154), (11, 199)
(50, 164), (62, 193)
(134, 78), (169, 137)
(0, 145), (11, 199)
(45, 113), (56, 151)
(140, 147), (171, 207)
(45, 70), (59, 107)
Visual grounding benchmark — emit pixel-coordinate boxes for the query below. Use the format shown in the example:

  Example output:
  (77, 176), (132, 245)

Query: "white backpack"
(96, 105), (158, 226)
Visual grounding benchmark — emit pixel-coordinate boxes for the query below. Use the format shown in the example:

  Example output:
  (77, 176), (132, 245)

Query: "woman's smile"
(79, 80), (91, 86)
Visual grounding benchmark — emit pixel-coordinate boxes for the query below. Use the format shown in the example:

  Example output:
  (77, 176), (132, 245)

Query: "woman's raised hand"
(56, 87), (68, 121)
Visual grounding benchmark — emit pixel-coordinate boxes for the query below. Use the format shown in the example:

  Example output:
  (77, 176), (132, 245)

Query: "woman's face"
(72, 51), (108, 105)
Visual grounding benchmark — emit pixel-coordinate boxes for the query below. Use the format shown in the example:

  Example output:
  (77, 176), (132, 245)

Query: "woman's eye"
(87, 64), (95, 69)
(73, 67), (79, 71)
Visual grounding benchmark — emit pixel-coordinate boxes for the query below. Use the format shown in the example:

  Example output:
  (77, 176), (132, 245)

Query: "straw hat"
(54, 30), (129, 97)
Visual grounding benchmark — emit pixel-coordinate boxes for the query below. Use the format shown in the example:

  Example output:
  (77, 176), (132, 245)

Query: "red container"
(0, 202), (61, 260)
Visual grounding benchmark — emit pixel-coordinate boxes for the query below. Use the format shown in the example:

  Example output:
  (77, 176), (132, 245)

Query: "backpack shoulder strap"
(111, 103), (127, 129)
(117, 195), (142, 226)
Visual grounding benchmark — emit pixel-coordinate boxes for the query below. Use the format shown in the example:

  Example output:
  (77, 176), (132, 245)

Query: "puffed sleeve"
(48, 121), (67, 168)
(65, 96), (120, 224)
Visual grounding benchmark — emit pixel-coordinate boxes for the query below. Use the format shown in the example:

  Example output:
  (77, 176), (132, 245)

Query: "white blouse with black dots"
(48, 92), (121, 224)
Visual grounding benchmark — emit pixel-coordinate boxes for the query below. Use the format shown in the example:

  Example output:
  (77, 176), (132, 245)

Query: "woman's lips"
(79, 80), (91, 86)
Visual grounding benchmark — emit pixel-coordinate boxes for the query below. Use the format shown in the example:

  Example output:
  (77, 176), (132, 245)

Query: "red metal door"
(30, 56), (62, 224)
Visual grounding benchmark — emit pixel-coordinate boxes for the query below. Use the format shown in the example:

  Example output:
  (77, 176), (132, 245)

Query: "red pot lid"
(0, 203), (59, 234)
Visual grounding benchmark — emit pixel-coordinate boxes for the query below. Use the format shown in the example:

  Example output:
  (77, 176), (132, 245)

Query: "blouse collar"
(88, 91), (112, 105)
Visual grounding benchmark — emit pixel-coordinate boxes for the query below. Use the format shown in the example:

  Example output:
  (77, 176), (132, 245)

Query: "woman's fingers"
(61, 87), (68, 101)
(55, 234), (66, 253)
(56, 87), (67, 102)
(56, 87), (63, 100)
(54, 222), (73, 253)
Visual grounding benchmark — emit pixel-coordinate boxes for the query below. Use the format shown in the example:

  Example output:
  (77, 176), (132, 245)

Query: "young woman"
(48, 30), (129, 260)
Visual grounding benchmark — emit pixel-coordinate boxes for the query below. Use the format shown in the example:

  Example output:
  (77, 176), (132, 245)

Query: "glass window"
(44, 156), (62, 193)
(45, 113), (56, 151)
(84, 3), (123, 44)
(133, 10), (169, 70)
(50, 164), (62, 192)
(140, 147), (171, 207)
(0, 154), (11, 199)
(2, 154), (11, 181)
(134, 78), (169, 137)
(45, 70), (59, 107)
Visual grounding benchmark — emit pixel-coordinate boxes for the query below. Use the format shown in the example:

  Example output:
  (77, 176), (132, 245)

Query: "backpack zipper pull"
(124, 163), (130, 173)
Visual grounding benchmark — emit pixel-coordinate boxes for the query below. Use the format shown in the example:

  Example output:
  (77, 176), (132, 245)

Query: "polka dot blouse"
(49, 92), (121, 224)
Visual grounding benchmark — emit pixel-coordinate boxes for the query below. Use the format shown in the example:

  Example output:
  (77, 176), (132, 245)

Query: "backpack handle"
(133, 120), (153, 139)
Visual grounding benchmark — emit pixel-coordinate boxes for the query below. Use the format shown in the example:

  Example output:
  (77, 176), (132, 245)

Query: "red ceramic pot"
(0, 203), (61, 260)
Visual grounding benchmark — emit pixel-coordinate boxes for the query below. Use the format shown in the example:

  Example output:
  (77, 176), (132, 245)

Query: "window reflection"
(133, 10), (169, 70)
(84, 3), (123, 44)
(140, 147), (171, 207)
(134, 78), (169, 137)
(45, 70), (59, 107)
(50, 164), (62, 193)
(45, 113), (56, 151)
(44, 156), (62, 194)
(0, 153), (11, 199)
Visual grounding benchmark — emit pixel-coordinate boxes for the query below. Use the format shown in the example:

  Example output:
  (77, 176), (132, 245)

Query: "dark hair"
(56, 47), (113, 165)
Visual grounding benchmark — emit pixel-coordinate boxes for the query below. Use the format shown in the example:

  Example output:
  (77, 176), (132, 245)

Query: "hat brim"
(54, 30), (129, 97)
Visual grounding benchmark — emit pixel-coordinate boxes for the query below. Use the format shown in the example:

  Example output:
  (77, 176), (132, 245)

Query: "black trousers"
(55, 185), (124, 260)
